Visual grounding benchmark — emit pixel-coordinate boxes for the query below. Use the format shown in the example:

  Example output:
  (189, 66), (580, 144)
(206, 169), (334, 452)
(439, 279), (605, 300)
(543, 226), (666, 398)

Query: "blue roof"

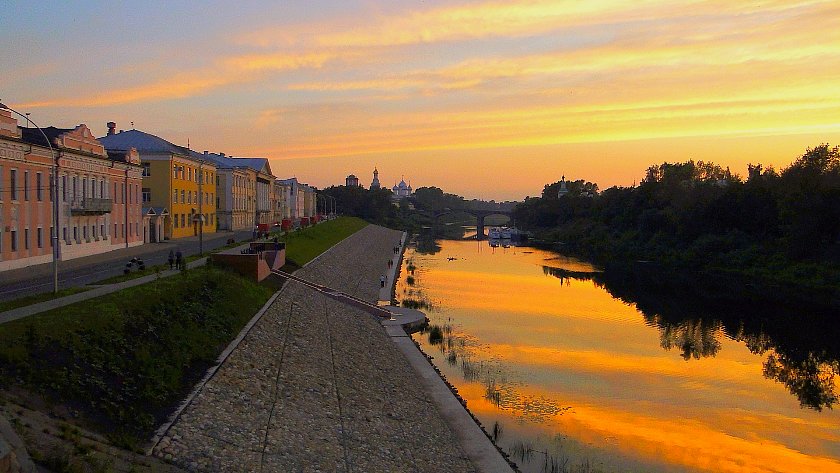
(99, 130), (274, 175)
(99, 129), (191, 156)
(197, 152), (272, 175)
(233, 157), (272, 175)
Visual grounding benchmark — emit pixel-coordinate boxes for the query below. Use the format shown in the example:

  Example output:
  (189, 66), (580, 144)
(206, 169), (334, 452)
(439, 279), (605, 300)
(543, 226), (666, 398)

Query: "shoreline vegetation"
(0, 217), (367, 465)
(513, 144), (840, 310)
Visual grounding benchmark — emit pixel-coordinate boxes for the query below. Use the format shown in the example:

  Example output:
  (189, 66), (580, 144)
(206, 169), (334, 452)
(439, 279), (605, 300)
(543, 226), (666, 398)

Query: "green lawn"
(0, 287), (91, 313)
(274, 216), (368, 266)
(0, 265), (274, 446)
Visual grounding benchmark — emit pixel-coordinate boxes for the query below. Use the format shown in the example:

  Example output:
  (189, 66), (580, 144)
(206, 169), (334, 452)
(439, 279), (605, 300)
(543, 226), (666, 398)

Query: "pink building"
(0, 110), (144, 272)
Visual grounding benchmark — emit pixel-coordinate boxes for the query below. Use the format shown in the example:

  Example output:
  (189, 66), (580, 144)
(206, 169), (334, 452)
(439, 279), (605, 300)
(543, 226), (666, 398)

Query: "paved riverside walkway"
(154, 225), (478, 472)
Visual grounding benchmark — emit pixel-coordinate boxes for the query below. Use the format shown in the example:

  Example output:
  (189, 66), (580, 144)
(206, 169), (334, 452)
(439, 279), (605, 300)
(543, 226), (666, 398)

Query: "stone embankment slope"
(155, 225), (476, 472)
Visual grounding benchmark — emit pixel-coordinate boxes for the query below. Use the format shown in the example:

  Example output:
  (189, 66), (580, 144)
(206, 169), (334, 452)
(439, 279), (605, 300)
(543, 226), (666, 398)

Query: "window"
(24, 228), (29, 250)
(63, 227), (68, 243)
(73, 226), (78, 242)
(121, 183), (125, 203)
(187, 190), (192, 204)
(173, 189), (177, 203)
(135, 184), (139, 204)
(83, 225), (88, 240)
(142, 163), (151, 177)
(62, 175), (67, 201)
(24, 171), (29, 201)
(181, 214), (185, 227)
(114, 224), (117, 239)
(36, 172), (42, 201)
(10, 169), (17, 200)
(101, 225), (105, 238)
(82, 177), (87, 199)
(114, 182), (117, 202)
(50, 226), (54, 247)
(173, 165), (178, 179)
(100, 180), (105, 198)
(143, 188), (151, 203)
(174, 214), (179, 228)
(121, 223), (125, 238)
(11, 230), (17, 251)
(181, 190), (185, 203)
(37, 227), (43, 248)
(93, 224), (97, 239)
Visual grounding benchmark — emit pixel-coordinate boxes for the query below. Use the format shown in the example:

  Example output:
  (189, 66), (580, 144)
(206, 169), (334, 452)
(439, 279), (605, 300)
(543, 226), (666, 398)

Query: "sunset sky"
(2, 0), (839, 200)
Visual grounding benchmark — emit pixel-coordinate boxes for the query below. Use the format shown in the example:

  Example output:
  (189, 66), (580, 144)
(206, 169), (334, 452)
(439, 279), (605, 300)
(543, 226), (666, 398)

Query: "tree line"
(513, 144), (840, 305)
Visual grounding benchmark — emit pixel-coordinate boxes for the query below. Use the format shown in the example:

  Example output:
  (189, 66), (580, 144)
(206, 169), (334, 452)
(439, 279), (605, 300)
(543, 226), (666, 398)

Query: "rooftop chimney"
(107, 122), (116, 135)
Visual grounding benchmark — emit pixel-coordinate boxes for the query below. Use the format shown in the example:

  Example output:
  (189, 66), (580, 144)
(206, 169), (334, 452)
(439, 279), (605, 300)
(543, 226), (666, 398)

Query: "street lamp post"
(198, 160), (204, 255)
(0, 101), (60, 294)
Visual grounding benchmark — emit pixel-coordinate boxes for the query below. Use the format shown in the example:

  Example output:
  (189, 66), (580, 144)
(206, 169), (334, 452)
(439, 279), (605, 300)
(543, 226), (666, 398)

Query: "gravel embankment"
(155, 225), (476, 472)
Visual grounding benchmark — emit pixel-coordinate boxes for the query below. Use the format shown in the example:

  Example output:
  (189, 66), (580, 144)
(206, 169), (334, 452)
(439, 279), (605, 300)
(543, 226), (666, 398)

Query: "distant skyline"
(2, 0), (839, 200)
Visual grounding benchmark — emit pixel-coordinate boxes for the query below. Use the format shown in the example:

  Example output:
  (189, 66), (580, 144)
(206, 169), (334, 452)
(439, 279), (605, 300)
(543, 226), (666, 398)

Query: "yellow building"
(99, 125), (217, 240)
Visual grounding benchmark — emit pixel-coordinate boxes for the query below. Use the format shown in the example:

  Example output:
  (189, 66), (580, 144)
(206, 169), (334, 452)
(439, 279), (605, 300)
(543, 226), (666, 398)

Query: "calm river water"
(396, 238), (840, 473)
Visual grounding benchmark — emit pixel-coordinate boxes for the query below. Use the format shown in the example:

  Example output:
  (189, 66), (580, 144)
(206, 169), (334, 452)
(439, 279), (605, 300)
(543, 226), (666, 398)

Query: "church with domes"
(392, 177), (413, 199)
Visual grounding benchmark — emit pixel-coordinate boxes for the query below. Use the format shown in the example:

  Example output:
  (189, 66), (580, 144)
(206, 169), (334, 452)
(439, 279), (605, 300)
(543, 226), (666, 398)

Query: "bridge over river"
(430, 202), (515, 239)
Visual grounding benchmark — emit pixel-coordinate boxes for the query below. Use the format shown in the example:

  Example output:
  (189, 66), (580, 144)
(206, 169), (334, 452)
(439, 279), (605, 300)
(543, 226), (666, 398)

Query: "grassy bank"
(274, 216), (368, 266)
(0, 265), (274, 447)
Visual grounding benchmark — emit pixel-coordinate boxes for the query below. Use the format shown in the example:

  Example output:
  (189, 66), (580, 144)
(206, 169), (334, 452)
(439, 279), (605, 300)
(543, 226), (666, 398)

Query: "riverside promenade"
(154, 225), (478, 472)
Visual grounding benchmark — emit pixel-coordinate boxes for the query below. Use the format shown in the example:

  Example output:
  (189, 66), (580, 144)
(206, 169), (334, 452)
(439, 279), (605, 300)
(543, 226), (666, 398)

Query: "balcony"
(68, 198), (113, 215)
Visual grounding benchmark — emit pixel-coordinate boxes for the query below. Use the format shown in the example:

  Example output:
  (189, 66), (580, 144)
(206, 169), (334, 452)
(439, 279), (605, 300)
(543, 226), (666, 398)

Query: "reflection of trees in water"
(415, 224), (471, 255)
(762, 351), (838, 411)
(655, 317), (723, 360)
(415, 235), (442, 254)
(542, 264), (840, 411)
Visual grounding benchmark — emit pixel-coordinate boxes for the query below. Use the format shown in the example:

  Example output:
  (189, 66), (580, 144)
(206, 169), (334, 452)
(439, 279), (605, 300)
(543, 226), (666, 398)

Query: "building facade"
(233, 158), (275, 228)
(0, 111), (143, 271)
(273, 179), (291, 223)
(99, 126), (217, 240)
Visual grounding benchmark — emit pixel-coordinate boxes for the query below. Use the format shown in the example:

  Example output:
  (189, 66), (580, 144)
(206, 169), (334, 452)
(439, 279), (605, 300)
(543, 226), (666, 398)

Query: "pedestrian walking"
(168, 250), (175, 269)
(175, 250), (183, 270)
(380, 274), (386, 288)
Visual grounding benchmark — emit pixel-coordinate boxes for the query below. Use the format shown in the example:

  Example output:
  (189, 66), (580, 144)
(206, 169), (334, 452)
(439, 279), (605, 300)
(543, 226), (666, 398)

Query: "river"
(396, 237), (840, 473)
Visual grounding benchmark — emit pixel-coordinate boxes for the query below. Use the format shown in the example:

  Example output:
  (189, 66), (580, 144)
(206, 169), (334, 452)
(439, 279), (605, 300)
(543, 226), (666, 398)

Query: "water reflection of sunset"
(407, 240), (840, 473)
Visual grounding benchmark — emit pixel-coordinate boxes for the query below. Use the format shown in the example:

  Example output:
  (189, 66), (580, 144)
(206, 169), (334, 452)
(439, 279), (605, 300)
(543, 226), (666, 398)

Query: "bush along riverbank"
(515, 144), (840, 309)
(0, 265), (275, 449)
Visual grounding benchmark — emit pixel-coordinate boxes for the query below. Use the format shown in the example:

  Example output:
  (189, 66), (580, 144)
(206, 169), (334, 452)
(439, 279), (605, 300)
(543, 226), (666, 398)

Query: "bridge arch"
(432, 207), (513, 239)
